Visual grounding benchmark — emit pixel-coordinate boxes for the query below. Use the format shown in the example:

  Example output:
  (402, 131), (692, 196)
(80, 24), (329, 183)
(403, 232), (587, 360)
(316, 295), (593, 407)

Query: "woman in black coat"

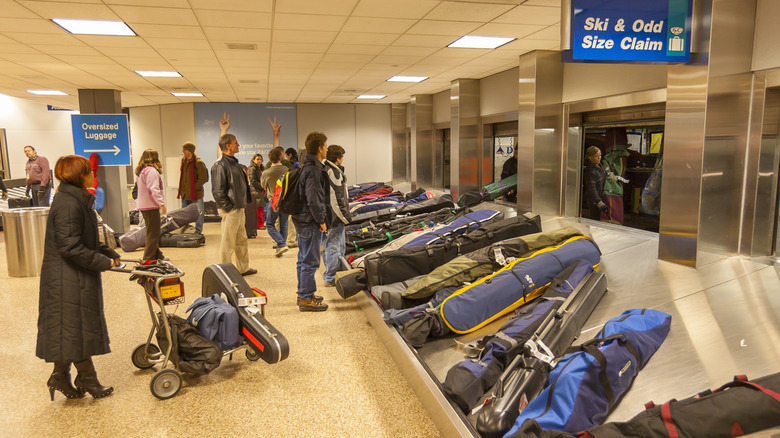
(583, 146), (607, 221)
(36, 155), (121, 400)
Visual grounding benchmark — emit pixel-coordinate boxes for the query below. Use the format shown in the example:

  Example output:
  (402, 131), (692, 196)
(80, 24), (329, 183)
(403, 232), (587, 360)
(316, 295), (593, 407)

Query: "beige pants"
(218, 208), (249, 273)
(276, 217), (297, 246)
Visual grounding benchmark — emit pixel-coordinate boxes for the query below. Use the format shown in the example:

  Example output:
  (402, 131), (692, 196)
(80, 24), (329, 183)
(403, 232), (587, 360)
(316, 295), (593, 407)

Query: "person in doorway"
(24, 145), (51, 206)
(293, 132), (330, 312)
(261, 148), (290, 257)
(177, 142), (209, 235)
(500, 147), (518, 202)
(36, 155), (121, 401)
(583, 146), (607, 221)
(248, 153), (266, 230)
(135, 149), (166, 261)
(212, 113), (256, 276)
(322, 145), (351, 287)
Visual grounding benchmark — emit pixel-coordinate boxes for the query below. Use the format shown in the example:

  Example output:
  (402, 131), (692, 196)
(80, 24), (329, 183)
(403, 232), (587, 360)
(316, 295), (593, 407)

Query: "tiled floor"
(0, 222), (439, 437)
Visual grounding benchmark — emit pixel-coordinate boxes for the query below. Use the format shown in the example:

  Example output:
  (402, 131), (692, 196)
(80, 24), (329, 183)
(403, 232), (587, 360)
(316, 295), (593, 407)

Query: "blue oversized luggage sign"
(71, 114), (131, 166)
(567, 0), (692, 63)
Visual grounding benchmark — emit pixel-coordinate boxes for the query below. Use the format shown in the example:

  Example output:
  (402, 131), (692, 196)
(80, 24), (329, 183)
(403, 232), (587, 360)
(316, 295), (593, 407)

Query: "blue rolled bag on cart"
(503, 308), (672, 437)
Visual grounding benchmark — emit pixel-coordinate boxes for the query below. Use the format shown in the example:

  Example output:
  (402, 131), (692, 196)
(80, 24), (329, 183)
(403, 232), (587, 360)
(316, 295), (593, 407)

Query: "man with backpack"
(177, 142), (209, 235)
(211, 113), (256, 276)
(292, 132), (330, 312)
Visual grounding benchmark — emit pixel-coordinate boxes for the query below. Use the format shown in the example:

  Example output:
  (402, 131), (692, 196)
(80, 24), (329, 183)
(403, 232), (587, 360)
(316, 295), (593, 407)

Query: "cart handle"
(109, 261), (185, 278)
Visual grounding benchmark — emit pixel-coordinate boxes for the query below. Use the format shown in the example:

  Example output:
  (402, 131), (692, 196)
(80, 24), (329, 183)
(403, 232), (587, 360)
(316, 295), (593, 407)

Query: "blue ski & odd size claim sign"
(570, 0), (692, 63)
(71, 114), (131, 166)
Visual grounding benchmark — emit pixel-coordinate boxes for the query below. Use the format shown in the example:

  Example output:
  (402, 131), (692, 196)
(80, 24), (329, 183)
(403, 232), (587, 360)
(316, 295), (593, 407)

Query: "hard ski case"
(202, 263), (289, 364)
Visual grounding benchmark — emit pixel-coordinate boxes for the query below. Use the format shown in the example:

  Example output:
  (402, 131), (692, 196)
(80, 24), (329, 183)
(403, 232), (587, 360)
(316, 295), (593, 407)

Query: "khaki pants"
(218, 208), (249, 273)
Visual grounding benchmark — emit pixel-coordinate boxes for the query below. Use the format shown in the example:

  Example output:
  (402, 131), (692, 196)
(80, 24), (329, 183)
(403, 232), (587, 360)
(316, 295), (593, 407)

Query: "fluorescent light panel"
(27, 90), (67, 95)
(136, 71), (182, 78)
(171, 92), (203, 97)
(448, 35), (515, 49)
(357, 94), (385, 99)
(52, 18), (136, 36)
(387, 75), (428, 83)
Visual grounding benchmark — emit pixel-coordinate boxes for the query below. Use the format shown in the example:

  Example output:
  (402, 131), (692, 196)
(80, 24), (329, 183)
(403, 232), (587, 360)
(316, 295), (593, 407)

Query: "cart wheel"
(245, 348), (261, 362)
(150, 369), (182, 400)
(131, 343), (160, 370)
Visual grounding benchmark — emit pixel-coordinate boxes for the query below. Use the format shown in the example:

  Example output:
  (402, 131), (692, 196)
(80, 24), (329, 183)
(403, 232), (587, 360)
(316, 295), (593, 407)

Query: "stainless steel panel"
(450, 79), (481, 200)
(534, 52), (564, 217)
(744, 74), (769, 256)
(568, 89), (667, 114)
(561, 0), (571, 51)
(391, 103), (408, 185)
(411, 94), (434, 190)
(434, 128), (445, 189)
(482, 123), (495, 185)
(564, 107), (582, 217)
(517, 52), (537, 213)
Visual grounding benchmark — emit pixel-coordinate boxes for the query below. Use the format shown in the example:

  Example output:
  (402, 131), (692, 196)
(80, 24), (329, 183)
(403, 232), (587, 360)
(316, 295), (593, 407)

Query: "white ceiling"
(0, 0), (561, 109)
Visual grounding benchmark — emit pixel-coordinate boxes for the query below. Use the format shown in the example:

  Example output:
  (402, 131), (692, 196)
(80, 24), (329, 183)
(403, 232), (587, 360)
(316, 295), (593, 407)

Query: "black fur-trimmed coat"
(36, 182), (120, 363)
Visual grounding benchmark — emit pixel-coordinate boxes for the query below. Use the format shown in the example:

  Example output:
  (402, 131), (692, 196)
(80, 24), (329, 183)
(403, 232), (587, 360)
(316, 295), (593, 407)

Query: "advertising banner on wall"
(194, 103), (298, 201)
(566, 0), (692, 63)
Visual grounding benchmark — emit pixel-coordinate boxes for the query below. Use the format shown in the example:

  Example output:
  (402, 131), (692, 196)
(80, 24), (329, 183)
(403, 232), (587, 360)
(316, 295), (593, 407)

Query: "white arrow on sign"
(84, 145), (121, 156)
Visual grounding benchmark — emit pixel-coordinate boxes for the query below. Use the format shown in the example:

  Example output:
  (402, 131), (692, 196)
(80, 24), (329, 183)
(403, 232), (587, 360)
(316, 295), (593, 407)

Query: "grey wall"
(480, 67), (519, 117)
(562, 63), (668, 103)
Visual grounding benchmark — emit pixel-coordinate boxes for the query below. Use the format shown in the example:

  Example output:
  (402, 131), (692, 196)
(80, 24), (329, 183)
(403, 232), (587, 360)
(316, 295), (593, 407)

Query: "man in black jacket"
(211, 113), (256, 276)
(293, 131), (331, 312)
(321, 144), (350, 287)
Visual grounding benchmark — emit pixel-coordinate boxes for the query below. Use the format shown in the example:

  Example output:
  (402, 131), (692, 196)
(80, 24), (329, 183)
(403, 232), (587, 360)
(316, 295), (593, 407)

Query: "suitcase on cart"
(8, 197), (33, 208)
(201, 263), (289, 364)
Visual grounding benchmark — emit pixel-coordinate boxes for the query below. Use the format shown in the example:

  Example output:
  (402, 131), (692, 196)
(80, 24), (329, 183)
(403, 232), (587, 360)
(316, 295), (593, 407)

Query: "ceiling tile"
(328, 44), (385, 56)
(276, 0), (358, 15)
(406, 20), (480, 36)
(193, 10), (272, 28)
(523, 0), (560, 6)
(273, 30), (337, 44)
(342, 17), (416, 34)
(0, 18), (63, 33)
(0, 2), (40, 18)
(144, 38), (210, 50)
(392, 34), (456, 47)
(54, 55), (120, 65)
(271, 42), (330, 53)
(352, 0), (440, 19)
(381, 46), (438, 57)
(190, 0), (272, 12)
(131, 24), (206, 39)
(104, 0), (190, 7)
(332, 32), (399, 45)
(19, 1), (120, 20)
(526, 24), (560, 41)
(273, 14), (348, 31)
(321, 53), (374, 63)
(470, 23), (545, 39)
(34, 45), (102, 56)
(424, 1), (513, 22)
(75, 35), (153, 48)
(494, 5), (561, 25)
(156, 48), (216, 60)
(202, 27), (271, 42)
(110, 5), (199, 26)
(7, 32), (85, 46)
(270, 52), (323, 63)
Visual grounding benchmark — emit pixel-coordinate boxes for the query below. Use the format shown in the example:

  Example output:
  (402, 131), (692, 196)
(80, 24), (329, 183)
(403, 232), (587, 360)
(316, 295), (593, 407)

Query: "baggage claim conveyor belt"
(354, 214), (780, 437)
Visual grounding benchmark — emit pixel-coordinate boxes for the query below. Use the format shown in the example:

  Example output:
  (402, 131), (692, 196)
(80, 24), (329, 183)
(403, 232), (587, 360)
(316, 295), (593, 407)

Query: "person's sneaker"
(298, 297), (328, 312)
(259, 226), (267, 230)
(288, 243), (298, 248)
(296, 294), (323, 304)
(323, 282), (335, 288)
(241, 268), (258, 276)
(275, 246), (289, 257)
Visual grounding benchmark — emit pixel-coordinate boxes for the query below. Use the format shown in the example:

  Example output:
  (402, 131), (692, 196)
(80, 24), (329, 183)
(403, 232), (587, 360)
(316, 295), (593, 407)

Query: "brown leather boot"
(47, 362), (83, 400)
(74, 358), (114, 398)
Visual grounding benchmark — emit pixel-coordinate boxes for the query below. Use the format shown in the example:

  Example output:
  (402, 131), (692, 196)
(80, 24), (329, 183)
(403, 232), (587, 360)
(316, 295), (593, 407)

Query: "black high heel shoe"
(74, 358), (113, 398)
(47, 362), (84, 400)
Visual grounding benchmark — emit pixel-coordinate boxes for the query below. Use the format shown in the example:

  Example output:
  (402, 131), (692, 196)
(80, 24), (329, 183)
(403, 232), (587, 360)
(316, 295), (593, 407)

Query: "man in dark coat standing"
(293, 132), (331, 312)
(36, 155), (120, 400)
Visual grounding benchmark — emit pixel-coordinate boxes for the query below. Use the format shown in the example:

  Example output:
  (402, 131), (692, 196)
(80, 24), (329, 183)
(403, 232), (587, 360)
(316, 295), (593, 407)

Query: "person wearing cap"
(177, 142), (209, 235)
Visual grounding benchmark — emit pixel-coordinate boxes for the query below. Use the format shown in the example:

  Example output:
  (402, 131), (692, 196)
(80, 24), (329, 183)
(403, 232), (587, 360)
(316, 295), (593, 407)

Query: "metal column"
(78, 89), (130, 233)
(450, 79), (480, 200)
(517, 50), (564, 216)
(660, 0), (757, 267)
(411, 95), (434, 190)
(391, 103), (409, 185)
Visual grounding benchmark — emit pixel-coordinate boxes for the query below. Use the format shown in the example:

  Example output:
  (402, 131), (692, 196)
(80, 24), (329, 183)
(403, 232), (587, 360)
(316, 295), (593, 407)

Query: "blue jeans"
(322, 222), (345, 284)
(265, 201), (289, 248)
(295, 221), (322, 300)
(181, 198), (205, 234)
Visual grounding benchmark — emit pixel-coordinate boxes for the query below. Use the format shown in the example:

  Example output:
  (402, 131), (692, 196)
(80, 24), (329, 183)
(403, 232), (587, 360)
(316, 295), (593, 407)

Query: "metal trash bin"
(2, 207), (49, 277)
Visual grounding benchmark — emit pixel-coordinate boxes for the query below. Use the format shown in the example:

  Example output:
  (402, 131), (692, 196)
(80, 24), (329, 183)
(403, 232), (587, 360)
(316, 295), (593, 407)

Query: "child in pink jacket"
(135, 149), (166, 261)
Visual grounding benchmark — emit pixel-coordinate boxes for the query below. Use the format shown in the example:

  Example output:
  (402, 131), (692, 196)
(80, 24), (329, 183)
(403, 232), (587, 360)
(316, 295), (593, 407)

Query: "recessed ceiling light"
(357, 94), (385, 100)
(52, 18), (136, 36)
(448, 35), (515, 49)
(27, 90), (67, 95)
(136, 71), (182, 78)
(387, 76), (428, 83)
(171, 92), (203, 97)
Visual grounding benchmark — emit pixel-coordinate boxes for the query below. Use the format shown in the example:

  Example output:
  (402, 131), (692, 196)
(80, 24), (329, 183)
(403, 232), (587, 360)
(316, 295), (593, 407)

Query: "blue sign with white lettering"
(568, 0), (692, 63)
(71, 114), (131, 166)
